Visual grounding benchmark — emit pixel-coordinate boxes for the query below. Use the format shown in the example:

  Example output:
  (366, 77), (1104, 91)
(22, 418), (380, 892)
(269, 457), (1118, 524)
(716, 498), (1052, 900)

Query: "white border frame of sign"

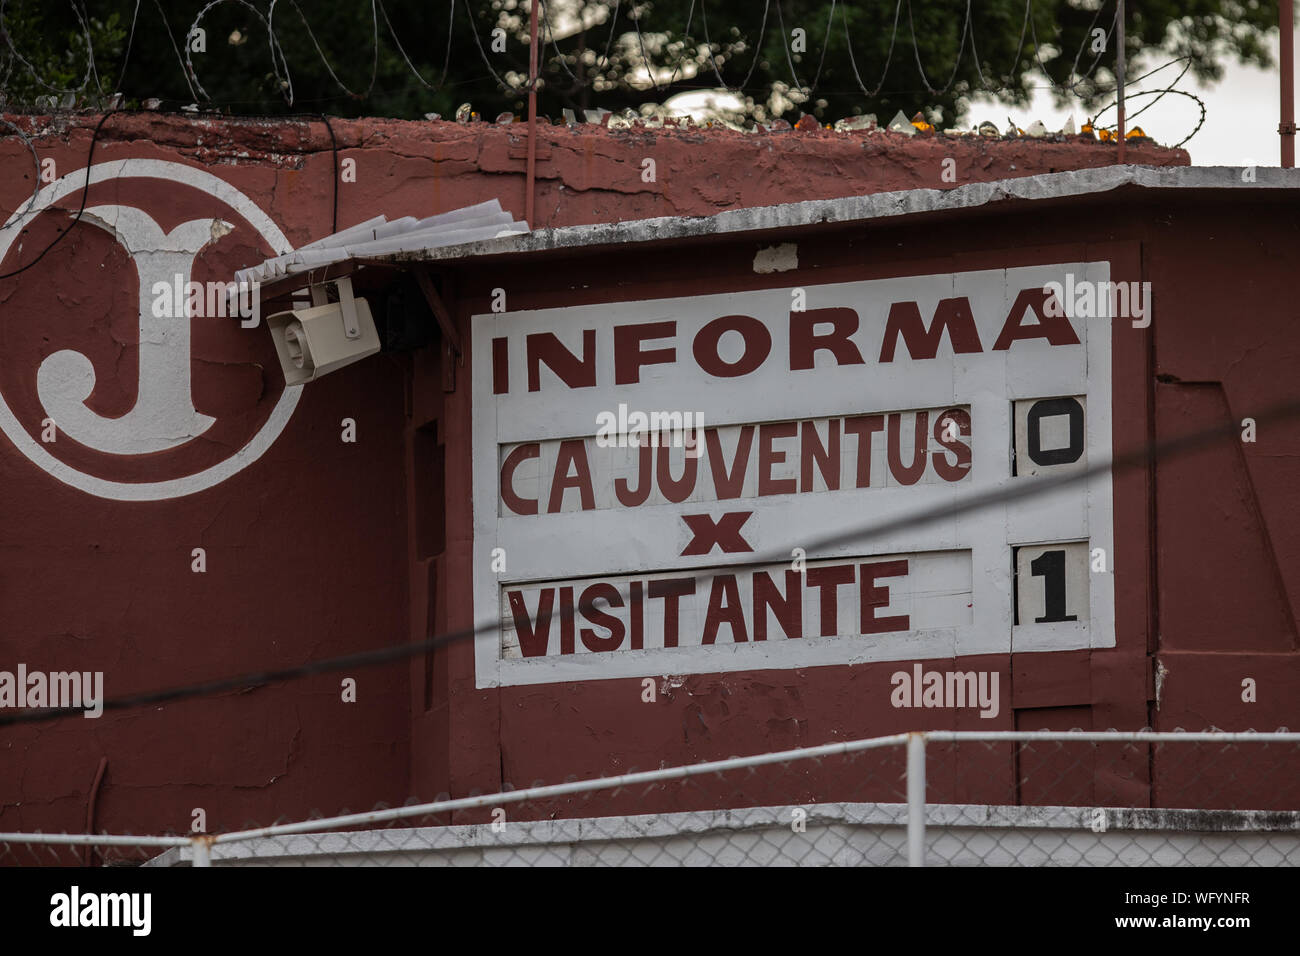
(471, 260), (1115, 688)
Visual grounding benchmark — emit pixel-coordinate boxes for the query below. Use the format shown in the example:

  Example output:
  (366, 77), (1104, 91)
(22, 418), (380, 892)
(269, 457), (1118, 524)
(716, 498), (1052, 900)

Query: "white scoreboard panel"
(471, 263), (1115, 687)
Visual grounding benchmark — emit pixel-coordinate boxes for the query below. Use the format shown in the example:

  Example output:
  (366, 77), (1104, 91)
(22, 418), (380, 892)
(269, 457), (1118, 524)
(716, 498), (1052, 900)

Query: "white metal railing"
(3, 730), (1297, 867)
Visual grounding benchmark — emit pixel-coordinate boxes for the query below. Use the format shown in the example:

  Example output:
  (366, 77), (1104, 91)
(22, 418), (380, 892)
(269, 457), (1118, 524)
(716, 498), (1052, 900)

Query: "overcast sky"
(994, 23), (1298, 167)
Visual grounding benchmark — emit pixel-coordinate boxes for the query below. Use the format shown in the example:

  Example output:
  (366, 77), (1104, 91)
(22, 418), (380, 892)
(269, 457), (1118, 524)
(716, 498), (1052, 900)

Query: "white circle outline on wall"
(0, 158), (300, 501)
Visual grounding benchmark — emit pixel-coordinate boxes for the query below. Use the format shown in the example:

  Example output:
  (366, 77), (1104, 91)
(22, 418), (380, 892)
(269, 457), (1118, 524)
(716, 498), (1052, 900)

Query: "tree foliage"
(0, 0), (1281, 127)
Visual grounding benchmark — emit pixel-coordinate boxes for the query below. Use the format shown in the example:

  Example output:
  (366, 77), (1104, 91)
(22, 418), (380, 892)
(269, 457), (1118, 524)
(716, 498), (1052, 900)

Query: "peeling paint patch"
(210, 219), (234, 243)
(753, 242), (798, 274)
(1154, 659), (1169, 710)
(659, 674), (688, 695)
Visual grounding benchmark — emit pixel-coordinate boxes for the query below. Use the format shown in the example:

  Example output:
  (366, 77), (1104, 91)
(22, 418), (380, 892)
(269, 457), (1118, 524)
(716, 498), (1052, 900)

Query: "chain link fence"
(3, 731), (1297, 867)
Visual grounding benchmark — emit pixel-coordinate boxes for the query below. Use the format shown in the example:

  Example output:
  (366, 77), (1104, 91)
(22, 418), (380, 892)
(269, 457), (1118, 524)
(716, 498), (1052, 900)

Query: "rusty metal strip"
(413, 267), (462, 356)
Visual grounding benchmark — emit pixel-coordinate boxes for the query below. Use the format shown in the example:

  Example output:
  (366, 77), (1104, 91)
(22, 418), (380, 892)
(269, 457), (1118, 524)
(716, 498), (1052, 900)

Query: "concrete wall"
(0, 113), (1186, 230)
(5, 110), (1295, 846)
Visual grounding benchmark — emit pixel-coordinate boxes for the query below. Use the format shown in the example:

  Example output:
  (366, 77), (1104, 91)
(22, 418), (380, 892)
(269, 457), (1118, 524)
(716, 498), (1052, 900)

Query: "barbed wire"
(185, 0), (286, 103)
(270, 0), (380, 101)
(0, 0), (1196, 125)
(659, 0), (698, 88)
(907, 0), (971, 96)
(0, 0), (97, 95)
(1086, 55), (1207, 145)
(1100, 87), (1206, 146)
(461, 0), (512, 90)
(842, 0), (903, 98)
(113, 0), (143, 94)
(698, 0), (772, 92)
(772, 0), (806, 92)
(0, 108), (117, 281)
(378, 0), (455, 91)
(1061, 0), (1118, 94)
(537, 0), (578, 83)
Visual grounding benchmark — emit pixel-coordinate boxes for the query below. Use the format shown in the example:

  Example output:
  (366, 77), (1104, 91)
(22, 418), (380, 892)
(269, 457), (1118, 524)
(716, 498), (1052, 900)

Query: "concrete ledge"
(387, 165), (1300, 265)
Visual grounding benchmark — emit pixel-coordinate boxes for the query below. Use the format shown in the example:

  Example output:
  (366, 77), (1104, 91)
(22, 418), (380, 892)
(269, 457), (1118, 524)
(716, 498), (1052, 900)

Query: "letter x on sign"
(681, 512), (754, 555)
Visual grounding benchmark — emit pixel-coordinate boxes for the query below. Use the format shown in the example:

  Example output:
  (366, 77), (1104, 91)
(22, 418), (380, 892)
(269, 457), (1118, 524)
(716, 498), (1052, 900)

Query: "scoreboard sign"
(471, 263), (1115, 688)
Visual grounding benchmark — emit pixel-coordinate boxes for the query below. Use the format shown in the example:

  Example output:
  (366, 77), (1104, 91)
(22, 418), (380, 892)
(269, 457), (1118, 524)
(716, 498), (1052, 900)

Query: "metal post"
(1282, 0), (1296, 167)
(1116, 0), (1127, 163)
(906, 732), (926, 867)
(191, 837), (211, 867)
(525, 0), (540, 226)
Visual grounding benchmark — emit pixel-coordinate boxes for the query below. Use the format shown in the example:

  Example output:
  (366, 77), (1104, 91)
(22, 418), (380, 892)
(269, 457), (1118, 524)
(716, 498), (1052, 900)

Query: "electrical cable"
(0, 109), (115, 281)
(4, 393), (1297, 728)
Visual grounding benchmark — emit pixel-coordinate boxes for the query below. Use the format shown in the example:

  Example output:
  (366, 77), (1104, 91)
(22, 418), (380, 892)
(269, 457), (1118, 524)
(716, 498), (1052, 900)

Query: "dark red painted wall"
(5, 111), (1293, 848)
(430, 196), (1298, 818)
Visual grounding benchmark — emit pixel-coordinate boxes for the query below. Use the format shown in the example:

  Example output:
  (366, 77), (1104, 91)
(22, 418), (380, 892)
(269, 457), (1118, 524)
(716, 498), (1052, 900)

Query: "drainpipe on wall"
(526, 0), (541, 226)
(1282, 0), (1296, 168)
(1117, 0), (1126, 164)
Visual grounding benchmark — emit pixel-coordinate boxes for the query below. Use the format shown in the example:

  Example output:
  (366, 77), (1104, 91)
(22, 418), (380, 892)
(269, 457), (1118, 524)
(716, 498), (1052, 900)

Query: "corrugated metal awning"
(234, 199), (527, 286)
